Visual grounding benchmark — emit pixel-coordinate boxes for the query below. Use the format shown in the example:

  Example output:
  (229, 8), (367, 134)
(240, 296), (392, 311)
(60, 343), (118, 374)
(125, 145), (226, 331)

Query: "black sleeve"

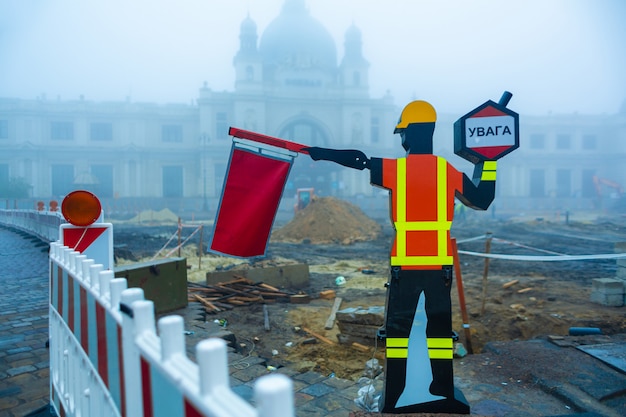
(370, 157), (383, 186)
(457, 175), (495, 210)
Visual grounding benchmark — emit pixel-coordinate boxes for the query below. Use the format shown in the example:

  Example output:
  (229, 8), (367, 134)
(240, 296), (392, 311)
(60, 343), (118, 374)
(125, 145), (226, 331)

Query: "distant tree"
(0, 177), (32, 198)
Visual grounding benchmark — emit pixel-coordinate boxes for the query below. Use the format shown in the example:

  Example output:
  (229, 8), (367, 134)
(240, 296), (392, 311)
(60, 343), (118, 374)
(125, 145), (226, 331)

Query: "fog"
(1, 0), (625, 115)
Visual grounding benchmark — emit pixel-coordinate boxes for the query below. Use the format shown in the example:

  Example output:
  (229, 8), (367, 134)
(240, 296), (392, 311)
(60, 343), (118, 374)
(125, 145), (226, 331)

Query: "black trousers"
(379, 266), (469, 414)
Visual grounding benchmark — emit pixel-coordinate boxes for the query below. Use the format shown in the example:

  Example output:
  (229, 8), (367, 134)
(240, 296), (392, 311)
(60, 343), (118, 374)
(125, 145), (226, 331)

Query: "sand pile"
(128, 208), (179, 224)
(271, 197), (381, 244)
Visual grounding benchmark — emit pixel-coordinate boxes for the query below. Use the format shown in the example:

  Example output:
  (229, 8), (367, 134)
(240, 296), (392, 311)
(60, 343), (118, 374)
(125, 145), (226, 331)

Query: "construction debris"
(188, 277), (296, 314)
(302, 326), (336, 345)
(502, 279), (519, 289)
(324, 297), (343, 330)
(336, 306), (384, 346)
(206, 263), (310, 289)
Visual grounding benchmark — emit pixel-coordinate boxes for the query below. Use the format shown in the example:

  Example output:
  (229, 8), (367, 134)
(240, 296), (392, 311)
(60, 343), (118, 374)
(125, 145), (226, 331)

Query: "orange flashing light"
(61, 190), (102, 226)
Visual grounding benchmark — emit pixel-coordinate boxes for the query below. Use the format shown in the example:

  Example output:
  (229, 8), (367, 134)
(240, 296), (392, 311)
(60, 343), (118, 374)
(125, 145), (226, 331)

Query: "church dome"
(345, 23), (362, 43)
(240, 14), (257, 35)
(259, 0), (337, 71)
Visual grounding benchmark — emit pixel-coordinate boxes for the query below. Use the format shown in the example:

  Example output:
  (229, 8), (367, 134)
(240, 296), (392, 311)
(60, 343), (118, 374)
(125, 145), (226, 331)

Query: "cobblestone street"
(0, 225), (50, 417)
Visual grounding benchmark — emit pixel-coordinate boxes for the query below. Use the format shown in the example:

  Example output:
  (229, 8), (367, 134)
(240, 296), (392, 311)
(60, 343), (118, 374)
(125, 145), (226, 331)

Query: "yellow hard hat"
(394, 100), (437, 133)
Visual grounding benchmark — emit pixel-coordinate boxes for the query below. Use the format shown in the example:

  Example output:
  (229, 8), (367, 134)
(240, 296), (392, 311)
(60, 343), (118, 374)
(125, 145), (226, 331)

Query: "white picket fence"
(1, 210), (295, 417)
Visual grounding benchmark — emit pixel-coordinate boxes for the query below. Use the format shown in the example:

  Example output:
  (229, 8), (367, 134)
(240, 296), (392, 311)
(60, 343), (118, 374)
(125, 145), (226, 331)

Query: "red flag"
(210, 143), (293, 257)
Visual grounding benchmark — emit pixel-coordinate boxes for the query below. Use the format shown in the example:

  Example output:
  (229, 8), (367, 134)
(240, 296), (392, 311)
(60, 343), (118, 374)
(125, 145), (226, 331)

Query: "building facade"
(1, 0), (625, 216)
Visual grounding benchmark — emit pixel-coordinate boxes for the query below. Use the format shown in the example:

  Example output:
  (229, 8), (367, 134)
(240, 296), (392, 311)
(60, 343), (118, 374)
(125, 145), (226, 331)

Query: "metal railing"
(0, 209), (63, 241)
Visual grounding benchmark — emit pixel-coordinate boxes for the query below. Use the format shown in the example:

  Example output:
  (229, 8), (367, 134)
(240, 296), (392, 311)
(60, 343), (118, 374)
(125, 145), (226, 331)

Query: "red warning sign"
(454, 94), (519, 164)
(61, 224), (113, 270)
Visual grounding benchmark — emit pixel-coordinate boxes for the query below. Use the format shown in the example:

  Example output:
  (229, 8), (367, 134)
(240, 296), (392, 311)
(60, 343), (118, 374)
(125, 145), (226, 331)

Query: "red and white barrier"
(48, 233), (294, 417)
(0, 209), (63, 241)
(1, 205), (295, 417)
(49, 243), (122, 416)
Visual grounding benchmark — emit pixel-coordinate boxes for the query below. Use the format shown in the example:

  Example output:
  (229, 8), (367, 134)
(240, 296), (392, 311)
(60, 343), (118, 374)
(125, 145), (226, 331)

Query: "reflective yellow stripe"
(427, 338), (453, 349)
(428, 349), (454, 359)
(481, 160), (497, 181)
(395, 221), (452, 231)
(385, 348), (453, 359)
(393, 157), (452, 266)
(436, 157), (448, 260)
(386, 338), (409, 348)
(484, 161), (497, 170)
(396, 158), (407, 260)
(385, 337), (454, 359)
(391, 255), (454, 265)
(386, 348), (408, 358)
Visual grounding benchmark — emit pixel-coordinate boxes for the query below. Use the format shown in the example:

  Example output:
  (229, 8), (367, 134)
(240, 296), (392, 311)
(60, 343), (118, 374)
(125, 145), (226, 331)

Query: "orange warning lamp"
(61, 190), (102, 226)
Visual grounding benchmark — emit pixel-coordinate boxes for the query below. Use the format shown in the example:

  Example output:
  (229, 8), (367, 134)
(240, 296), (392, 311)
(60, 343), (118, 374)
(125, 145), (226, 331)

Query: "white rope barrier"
(491, 237), (565, 255)
(164, 225), (202, 258)
(456, 234), (625, 261)
(457, 250), (626, 262)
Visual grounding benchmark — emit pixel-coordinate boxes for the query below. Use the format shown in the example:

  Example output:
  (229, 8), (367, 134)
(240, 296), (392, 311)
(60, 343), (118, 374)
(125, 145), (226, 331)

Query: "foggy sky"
(1, 0), (625, 116)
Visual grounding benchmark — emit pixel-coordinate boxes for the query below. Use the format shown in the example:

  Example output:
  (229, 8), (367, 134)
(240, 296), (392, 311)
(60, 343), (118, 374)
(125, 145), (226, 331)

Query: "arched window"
(279, 120), (328, 147)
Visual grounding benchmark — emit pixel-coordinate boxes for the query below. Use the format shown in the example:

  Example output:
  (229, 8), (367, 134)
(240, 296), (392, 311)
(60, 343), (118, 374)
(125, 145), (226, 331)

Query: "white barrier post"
(63, 247), (72, 268)
(110, 278), (127, 314)
(198, 338), (229, 397)
(255, 374), (295, 417)
(74, 255), (87, 279)
(69, 251), (80, 275)
(120, 288), (145, 417)
(99, 270), (114, 303)
(159, 316), (185, 361)
(89, 264), (103, 292)
(81, 259), (94, 286)
(196, 338), (256, 417)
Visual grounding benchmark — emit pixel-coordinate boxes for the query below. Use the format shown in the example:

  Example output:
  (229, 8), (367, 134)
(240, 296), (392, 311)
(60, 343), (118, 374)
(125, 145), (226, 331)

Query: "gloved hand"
(303, 147), (324, 160)
(303, 147), (370, 170)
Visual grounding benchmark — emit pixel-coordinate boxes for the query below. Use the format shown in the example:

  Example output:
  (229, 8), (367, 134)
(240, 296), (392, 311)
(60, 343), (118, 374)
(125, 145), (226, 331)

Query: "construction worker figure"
(305, 100), (497, 414)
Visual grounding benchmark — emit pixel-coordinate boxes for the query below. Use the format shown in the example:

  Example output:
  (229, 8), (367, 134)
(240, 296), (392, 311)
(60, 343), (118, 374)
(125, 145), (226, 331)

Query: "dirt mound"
(271, 197), (382, 244)
(128, 208), (179, 223)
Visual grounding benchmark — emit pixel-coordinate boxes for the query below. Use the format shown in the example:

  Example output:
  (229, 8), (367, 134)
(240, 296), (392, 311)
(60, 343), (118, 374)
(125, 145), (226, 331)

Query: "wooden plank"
(259, 282), (281, 292)
(502, 279), (519, 289)
(192, 294), (221, 313)
(263, 304), (270, 331)
(302, 327), (336, 345)
(324, 297), (343, 330)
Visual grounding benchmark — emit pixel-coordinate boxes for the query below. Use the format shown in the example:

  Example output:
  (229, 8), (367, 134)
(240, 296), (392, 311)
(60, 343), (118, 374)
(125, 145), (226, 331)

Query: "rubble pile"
(336, 306), (384, 346)
(272, 196), (382, 244)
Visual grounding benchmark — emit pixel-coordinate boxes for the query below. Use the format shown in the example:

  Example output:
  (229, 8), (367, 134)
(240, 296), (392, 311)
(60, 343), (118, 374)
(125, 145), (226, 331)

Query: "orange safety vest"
(379, 154), (463, 269)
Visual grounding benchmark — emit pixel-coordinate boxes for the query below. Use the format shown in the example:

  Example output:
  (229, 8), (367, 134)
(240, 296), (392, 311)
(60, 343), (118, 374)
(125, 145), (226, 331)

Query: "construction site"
(112, 196), (626, 416)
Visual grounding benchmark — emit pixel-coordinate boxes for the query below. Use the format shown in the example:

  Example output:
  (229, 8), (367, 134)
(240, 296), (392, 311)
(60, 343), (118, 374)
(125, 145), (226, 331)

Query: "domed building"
(0, 0), (624, 217)
(198, 0), (397, 200)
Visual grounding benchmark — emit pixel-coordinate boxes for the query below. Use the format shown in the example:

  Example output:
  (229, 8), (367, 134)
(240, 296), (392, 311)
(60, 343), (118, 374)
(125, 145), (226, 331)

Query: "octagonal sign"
(454, 99), (519, 163)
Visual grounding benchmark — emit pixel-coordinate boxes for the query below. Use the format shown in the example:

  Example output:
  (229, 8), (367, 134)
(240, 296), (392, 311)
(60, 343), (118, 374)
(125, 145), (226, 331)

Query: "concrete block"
(115, 257), (188, 313)
(592, 278), (625, 295)
(206, 263), (309, 289)
(590, 278), (624, 307)
(614, 241), (626, 253)
(336, 306), (384, 346)
(336, 306), (384, 325)
(616, 267), (626, 279)
(617, 258), (626, 267)
(590, 292), (624, 307)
